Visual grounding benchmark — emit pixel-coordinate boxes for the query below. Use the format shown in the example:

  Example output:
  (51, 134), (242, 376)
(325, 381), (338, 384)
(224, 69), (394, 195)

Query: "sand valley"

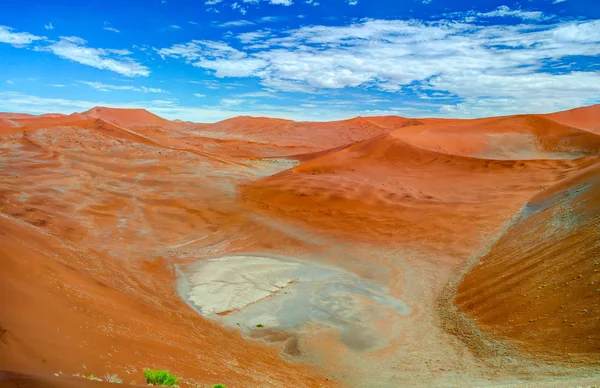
(0, 106), (599, 387)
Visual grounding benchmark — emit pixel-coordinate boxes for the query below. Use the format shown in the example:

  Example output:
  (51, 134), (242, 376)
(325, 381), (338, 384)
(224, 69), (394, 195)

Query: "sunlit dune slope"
(0, 215), (332, 387)
(195, 115), (419, 150)
(393, 114), (600, 160)
(0, 113), (37, 119)
(544, 104), (600, 134)
(455, 161), (600, 363)
(0, 118), (19, 130)
(2, 104), (600, 387)
(0, 112), (334, 386)
(82, 107), (182, 129)
(241, 131), (596, 256)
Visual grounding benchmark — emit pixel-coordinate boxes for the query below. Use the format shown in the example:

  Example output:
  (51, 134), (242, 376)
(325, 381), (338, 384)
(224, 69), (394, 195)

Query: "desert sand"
(0, 105), (599, 387)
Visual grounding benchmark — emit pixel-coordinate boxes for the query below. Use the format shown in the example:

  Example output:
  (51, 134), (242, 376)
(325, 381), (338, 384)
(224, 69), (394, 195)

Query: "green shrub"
(143, 369), (179, 387)
(213, 385), (228, 388)
(256, 324), (264, 328)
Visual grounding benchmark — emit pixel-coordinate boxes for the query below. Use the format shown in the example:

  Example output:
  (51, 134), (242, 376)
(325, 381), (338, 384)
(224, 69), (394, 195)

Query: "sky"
(0, 0), (598, 122)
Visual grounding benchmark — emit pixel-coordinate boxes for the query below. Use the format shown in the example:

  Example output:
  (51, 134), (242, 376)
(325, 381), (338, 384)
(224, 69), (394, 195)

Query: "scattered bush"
(213, 385), (228, 388)
(143, 369), (179, 387)
(86, 373), (102, 382)
(104, 373), (123, 383)
(256, 324), (264, 328)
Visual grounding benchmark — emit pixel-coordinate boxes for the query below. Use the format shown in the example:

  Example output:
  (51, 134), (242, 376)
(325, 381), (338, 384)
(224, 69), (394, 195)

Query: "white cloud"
(6, 80), (14, 84)
(205, 0), (222, 4)
(231, 2), (247, 14)
(238, 30), (273, 43)
(258, 16), (285, 23)
(103, 22), (120, 33)
(194, 93), (207, 97)
(189, 80), (245, 89)
(553, 0), (567, 3)
(45, 22), (54, 30)
(79, 81), (165, 93)
(39, 36), (150, 77)
(268, 0), (293, 5)
(48, 84), (66, 87)
(220, 98), (244, 105)
(156, 40), (268, 77)
(157, 17), (600, 116)
(348, 0), (358, 5)
(169, 25), (182, 30)
(218, 20), (255, 27)
(476, 5), (549, 21)
(0, 25), (45, 47)
(238, 91), (279, 98)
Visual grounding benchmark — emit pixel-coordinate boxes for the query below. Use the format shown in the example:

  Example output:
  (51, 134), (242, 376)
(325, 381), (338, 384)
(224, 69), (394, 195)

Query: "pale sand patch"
(182, 255), (410, 353)
(188, 255), (301, 315)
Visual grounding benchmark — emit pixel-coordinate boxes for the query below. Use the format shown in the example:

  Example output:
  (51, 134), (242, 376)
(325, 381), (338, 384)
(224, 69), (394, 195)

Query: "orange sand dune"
(0, 118), (19, 130)
(544, 104), (600, 133)
(82, 107), (184, 129)
(455, 161), (600, 363)
(241, 131), (596, 255)
(2, 105), (600, 387)
(393, 114), (600, 160)
(197, 115), (418, 150)
(0, 113), (336, 386)
(0, 214), (332, 387)
(0, 112), (36, 119)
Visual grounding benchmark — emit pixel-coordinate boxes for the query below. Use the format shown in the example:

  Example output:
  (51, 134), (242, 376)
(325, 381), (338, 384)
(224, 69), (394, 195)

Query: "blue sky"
(0, 0), (598, 122)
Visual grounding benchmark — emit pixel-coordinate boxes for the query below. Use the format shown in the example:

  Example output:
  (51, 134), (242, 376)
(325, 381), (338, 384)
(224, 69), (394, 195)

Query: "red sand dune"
(544, 104), (600, 134)
(0, 214), (330, 387)
(0, 113), (37, 119)
(392, 114), (600, 159)
(82, 107), (181, 129)
(241, 130), (597, 256)
(1, 105), (600, 387)
(455, 161), (600, 363)
(197, 115), (419, 150)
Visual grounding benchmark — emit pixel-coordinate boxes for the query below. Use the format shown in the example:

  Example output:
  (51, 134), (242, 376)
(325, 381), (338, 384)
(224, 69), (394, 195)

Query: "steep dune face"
(82, 107), (179, 129)
(0, 215), (331, 387)
(241, 132), (595, 256)
(544, 104), (600, 134)
(393, 115), (600, 160)
(455, 162), (600, 363)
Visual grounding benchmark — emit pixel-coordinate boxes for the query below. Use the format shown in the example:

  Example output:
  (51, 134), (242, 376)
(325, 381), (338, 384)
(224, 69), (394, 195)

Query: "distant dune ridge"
(0, 104), (599, 387)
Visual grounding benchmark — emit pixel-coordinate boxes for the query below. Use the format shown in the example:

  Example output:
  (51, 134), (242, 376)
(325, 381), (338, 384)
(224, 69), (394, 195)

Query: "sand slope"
(455, 161), (600, 363)
(0, 112), (334, 387)
(393, 114), (600, 160)
(2, 104), (600, 387)
(544, 104), (600, 134)
(0, 214), (331, 387)
(195, 115), (418, 150)
(241, 131), (596, 255)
